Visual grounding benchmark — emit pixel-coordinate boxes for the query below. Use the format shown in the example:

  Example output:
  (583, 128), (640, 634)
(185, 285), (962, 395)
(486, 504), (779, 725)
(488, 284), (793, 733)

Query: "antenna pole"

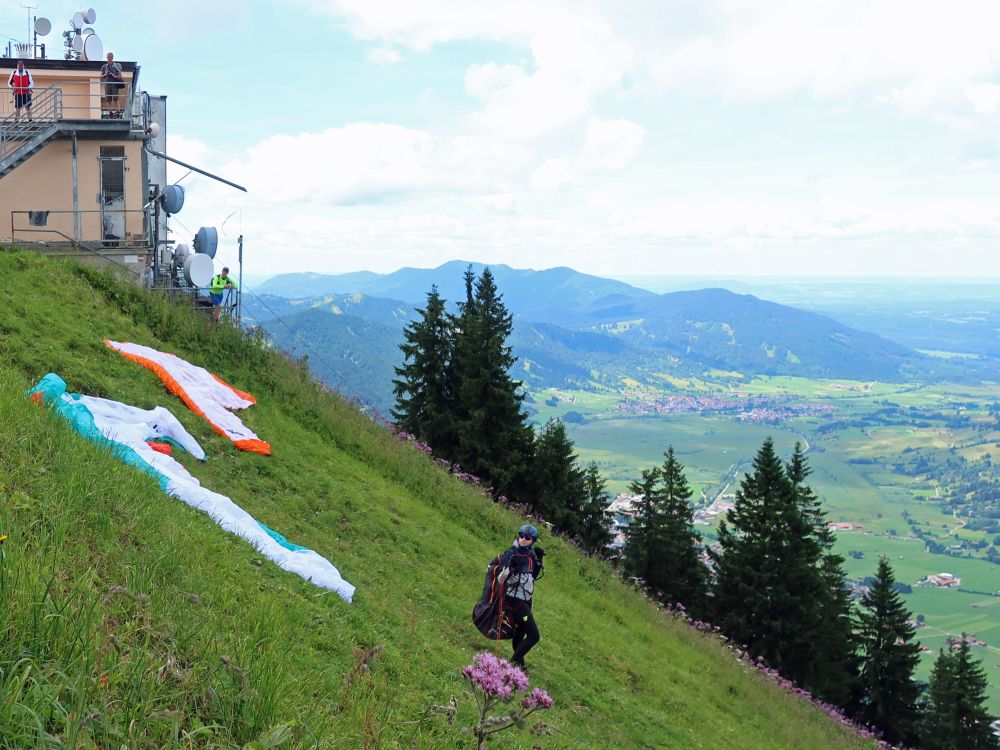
(237, 234), (244, 325)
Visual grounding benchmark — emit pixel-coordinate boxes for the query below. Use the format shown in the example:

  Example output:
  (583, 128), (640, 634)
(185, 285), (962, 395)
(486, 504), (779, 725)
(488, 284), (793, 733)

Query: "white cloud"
(313, 0), (1000, 123)
(366, 46), (403, 64)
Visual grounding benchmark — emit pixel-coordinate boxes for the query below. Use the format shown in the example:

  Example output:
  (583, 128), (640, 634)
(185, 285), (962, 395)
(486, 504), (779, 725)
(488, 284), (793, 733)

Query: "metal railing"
(10, 208), (150, 248)
(0, 85), (61, 160)
(1, 82), (140, 124)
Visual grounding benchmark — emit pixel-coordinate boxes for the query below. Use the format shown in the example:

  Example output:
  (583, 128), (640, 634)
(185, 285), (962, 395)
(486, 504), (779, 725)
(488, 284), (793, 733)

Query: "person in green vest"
(209, 267), (237, 321)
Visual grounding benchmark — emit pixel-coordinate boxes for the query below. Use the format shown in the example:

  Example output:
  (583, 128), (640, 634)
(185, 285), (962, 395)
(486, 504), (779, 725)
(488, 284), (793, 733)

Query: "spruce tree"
(625, 448), (707, 615)
(533, 419), (585, 536)
(451, 266), (534, 498)
(922, 638), (1000, 750)
(855, 557), (922, 747)
(623, 466), (660, 587)
(392, 286), (457, 454)
(787, 444), (858, 707)
(710, 438), (827, 693)
(578, 462), (613, 556)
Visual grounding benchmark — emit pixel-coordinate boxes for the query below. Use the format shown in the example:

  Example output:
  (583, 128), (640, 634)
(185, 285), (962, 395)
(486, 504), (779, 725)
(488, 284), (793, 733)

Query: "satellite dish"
(83, 27), (95, 35)
(71, 35), (84, 53)
(84, 8), (97, 24)
(183, 253), (214, 287)
(193, 227), (218, 258)
(82, 33), (103, 61)
(34, 17), (52, 36)
(173, 243), (190, 267)
(71, 12), (84, 29)
(161, 185), (185, 215)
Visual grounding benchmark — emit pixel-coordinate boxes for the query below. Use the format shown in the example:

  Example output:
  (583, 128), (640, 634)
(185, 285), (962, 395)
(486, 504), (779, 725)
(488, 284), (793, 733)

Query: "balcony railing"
(1, 82), (140, 125)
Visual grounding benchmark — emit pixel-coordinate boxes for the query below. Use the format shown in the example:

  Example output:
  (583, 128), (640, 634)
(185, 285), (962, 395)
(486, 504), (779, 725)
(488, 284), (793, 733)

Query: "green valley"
(527, 376), (1000, 713)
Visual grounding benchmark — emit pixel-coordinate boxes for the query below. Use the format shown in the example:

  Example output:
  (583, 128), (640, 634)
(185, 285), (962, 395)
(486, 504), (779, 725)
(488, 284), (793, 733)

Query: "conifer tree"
(533, 419), (585, 536)
(786, 444), (858, 707)
(451, 266), (534, 498)
(625, 448), (707, 615)
(922, 638), (1000, 750)
(578, 462), (613, 556)
(855, 557), (922, 747)
(710, 438), (827, 692)
(392, 286), (457, 454)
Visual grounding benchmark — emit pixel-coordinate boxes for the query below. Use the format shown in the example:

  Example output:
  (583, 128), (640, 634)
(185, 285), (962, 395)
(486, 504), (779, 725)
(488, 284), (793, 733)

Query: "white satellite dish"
(71, 35), (84, 52)
(34, 17), (52, 36)
(84, 8), (97, 24)
(71, 12), (84, 29)
(183, 253), (214, 287)
(83, 27), (94, 35)
(82, 33), (103, 61)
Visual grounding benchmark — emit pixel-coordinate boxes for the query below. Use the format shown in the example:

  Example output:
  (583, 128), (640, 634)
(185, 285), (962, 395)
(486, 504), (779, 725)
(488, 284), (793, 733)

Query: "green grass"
(0, 251), (875, 748)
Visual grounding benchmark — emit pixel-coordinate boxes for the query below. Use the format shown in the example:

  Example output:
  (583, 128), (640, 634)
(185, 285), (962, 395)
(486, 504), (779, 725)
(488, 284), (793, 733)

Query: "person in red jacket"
(7, 61), (33, 121)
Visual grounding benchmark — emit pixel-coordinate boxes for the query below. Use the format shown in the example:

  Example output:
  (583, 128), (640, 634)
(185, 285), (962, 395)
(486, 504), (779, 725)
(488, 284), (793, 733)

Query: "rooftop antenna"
(19, 1), (38, 51)
(61, 7), (101, 61)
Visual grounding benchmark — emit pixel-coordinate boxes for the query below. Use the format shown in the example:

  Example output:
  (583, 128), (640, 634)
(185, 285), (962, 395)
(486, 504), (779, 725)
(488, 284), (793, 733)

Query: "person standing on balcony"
(100, 53), (124, 119)
(209, 267), (237, 322)
(7, 61), (33, 121)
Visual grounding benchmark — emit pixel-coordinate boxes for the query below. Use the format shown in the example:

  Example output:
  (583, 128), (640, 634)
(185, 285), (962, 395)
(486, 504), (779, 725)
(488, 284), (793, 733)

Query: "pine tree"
(625, 448), (707, 615)
(451, 266), (534, 499)
(786, 444), (858, 707)
(392, 286), (457, 454)
(922, 638), (1000, 750)
(578, 462), (613, 556)
(533, 419), (585, 536)
(855, 557), (922, 747)
(710, 438), (827, 692)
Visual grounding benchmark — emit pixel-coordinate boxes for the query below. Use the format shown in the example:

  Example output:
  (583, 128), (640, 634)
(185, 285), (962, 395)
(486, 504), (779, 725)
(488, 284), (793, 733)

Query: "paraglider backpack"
(471, 553), (516, 640)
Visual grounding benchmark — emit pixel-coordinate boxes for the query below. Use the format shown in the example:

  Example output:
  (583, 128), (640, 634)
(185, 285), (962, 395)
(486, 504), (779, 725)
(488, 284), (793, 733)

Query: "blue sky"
(4, 0), (1000, 280)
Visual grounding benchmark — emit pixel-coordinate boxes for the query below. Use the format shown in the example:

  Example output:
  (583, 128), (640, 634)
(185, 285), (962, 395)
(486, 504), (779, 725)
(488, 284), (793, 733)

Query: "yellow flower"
(0, 535), (7, 544)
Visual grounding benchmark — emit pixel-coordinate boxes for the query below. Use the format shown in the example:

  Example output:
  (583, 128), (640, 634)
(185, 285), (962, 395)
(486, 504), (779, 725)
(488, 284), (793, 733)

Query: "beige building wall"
(0, 138), (145, 244)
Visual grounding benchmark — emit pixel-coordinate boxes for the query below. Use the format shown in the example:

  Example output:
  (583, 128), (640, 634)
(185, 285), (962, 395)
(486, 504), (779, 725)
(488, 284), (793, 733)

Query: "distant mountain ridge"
(249, 261), (945, 409)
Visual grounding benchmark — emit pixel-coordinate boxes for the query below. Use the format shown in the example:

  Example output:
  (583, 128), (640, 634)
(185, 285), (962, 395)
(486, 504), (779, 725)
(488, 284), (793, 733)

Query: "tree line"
(392, 266), (612, 553)
(393, 267), (999, 749)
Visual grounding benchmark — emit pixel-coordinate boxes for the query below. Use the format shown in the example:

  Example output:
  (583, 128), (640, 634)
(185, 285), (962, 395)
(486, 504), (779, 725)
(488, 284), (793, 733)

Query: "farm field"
(527, 376), (1000, 712)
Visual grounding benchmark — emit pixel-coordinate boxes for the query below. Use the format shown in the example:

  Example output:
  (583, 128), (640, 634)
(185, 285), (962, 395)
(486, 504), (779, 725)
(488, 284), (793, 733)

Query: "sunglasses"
(518, 532), (533, 540)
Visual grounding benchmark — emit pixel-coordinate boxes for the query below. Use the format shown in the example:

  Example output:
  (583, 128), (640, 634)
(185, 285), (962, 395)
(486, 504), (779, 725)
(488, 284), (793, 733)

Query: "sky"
(4, 1), (1000, 280)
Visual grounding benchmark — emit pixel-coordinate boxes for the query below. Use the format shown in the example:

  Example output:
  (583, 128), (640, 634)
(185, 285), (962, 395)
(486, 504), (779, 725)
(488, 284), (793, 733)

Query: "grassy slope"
(0, 252), (874, 749)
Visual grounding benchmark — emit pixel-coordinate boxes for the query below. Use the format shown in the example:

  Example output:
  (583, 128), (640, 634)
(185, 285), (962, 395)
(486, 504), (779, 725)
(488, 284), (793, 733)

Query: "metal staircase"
(0, 86), (63, 179)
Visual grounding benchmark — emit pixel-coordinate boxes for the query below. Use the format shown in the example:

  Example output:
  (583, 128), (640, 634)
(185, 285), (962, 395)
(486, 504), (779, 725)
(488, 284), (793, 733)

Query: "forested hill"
(0, 251), (876, 749)
(581, 287), (919, 380)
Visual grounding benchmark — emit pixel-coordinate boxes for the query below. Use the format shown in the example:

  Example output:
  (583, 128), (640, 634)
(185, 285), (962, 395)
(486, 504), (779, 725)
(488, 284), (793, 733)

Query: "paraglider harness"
(471, 546), (544, 650)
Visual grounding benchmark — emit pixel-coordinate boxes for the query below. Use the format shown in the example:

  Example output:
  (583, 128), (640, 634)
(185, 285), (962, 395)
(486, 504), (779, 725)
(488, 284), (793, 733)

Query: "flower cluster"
(522, 687), (554, 710)
(462, 651), (529, 699)
(453, 652), (555, 749)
